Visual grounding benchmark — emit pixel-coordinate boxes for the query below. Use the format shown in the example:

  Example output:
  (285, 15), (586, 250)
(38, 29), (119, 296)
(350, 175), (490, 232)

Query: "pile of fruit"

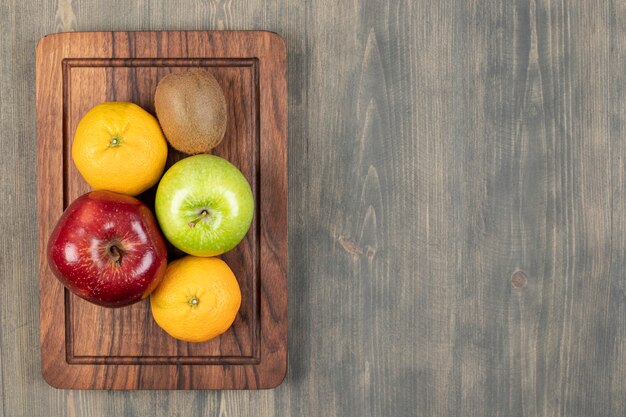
(47, 70), (253, 343)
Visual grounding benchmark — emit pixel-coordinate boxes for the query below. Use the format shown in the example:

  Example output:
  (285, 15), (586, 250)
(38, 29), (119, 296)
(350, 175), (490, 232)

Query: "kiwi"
(154, 70), (227, 154)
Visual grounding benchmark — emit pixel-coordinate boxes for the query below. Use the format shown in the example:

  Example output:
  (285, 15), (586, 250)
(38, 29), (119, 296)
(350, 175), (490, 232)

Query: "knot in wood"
(511, 270), (528, 289)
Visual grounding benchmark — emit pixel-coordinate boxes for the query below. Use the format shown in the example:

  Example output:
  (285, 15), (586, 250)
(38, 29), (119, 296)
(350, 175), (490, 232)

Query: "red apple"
(47, 190), (167, 307)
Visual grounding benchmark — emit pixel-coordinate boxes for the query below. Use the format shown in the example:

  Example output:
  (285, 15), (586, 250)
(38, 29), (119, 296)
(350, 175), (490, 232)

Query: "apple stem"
(109, 245), (122, 267)
(188, 210), (209, 228)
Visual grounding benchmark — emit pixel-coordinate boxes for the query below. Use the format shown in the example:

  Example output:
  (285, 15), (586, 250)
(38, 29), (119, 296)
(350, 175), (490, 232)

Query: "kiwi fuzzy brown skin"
(154, 70), (227, 154)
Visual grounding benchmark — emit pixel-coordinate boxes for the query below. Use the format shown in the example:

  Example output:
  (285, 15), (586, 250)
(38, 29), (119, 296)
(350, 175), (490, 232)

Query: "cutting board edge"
(36, 30), (288, 390)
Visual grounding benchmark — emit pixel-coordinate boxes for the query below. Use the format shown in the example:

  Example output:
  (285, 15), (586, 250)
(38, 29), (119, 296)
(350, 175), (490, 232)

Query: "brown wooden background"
(3, 0), (626, 415)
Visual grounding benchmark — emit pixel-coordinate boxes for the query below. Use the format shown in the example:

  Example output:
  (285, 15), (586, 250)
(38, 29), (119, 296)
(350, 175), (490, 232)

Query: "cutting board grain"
(36, 31), (287, 390)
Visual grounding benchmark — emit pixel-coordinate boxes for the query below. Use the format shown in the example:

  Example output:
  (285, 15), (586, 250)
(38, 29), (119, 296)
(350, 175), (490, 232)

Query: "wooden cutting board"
(36, 31), (287, 390)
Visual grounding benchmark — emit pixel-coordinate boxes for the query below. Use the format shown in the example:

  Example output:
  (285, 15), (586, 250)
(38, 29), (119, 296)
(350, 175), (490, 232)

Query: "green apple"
(155, 154), (254, 256)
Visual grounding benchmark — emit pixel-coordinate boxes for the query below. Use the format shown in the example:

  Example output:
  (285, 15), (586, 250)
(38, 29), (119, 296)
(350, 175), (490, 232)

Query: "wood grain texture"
(2, 0), (626, 414)
(36, 31), (287, 390)
(64, 60), (259, 364)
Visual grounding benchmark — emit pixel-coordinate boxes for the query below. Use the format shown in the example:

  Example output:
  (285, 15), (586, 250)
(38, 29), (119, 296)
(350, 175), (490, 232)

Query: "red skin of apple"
(47, 190), (168, 308)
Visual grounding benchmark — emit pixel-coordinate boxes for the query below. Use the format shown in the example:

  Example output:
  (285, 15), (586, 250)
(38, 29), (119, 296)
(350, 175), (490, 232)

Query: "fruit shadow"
(284, 30), (311, 386)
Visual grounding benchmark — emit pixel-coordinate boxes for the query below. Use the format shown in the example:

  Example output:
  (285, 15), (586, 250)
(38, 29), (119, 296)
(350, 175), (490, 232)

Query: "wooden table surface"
(2, 0), (625, 416)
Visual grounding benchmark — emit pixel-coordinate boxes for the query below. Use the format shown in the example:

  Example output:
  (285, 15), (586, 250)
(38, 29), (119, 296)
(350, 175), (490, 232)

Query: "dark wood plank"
(36, 31), (287, 390)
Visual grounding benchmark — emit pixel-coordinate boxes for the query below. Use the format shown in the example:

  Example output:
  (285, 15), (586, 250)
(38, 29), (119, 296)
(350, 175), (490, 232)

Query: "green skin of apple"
(155, 154), (254, 257)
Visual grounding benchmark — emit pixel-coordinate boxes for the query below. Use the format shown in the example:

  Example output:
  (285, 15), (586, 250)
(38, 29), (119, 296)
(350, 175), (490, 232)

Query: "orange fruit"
(72, 102), (168, 196)
(150, 256), (241, 342)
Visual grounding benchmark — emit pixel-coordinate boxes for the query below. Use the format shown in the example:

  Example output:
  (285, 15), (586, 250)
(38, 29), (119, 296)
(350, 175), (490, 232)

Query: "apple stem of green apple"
(188, 210), (209, 228)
